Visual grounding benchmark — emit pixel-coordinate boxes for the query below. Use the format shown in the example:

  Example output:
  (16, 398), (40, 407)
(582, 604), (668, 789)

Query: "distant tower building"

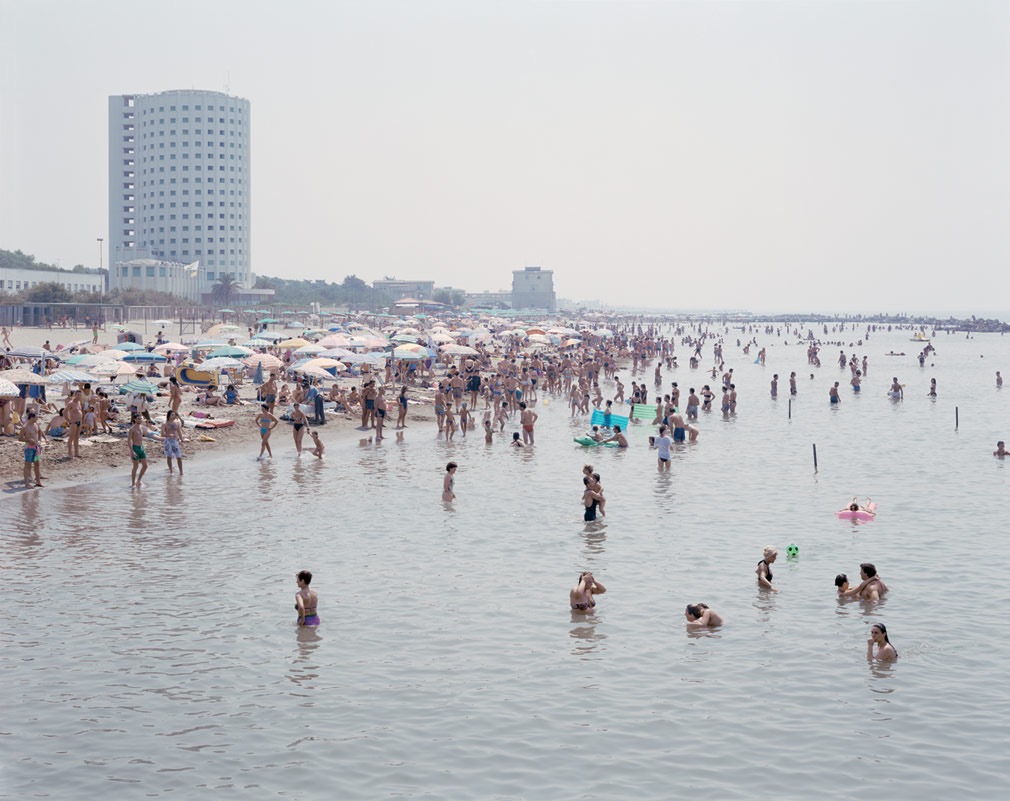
(511, 266), (556, 311)
(108, 90), (252, 299)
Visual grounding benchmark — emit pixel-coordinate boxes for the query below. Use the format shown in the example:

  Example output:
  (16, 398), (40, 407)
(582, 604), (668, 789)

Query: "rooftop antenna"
(225, 71), (231, 94)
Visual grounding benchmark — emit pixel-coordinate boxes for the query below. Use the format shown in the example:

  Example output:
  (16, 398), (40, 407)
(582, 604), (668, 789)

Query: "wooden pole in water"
(813, 443), (818, 472)
(788, 399), (792, 419)
(956, 406), (959, 430)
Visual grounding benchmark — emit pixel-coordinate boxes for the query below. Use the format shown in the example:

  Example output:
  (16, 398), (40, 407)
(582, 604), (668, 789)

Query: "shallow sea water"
(3, 326), (1010, 800)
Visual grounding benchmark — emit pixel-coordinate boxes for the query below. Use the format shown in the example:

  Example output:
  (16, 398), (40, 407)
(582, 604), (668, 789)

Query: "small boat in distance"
(910, 331), (930, 342)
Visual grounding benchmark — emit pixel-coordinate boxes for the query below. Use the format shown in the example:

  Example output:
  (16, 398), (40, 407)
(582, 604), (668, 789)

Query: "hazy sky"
(2, 0), (1008, 314)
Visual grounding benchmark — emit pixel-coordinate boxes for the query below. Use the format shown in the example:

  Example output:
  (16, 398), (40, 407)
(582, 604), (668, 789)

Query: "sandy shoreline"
(1, 322), (437, 494)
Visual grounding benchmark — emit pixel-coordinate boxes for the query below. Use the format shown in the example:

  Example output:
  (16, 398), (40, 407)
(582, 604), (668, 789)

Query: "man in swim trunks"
(604, 425), (628, 448)
(994, 440), (1007, 458)
(128, 413), (149, 488)
(262, 374), (278, 413)
(161, 409), (184, 475)
(519, 401), (538, 445)
(295, 570), (320, 626)
(22, 411), (44, 488)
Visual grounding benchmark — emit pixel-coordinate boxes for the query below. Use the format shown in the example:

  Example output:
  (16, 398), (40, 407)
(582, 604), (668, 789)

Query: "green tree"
(25, 282), (73, 303)
(211, 272), (243, 306)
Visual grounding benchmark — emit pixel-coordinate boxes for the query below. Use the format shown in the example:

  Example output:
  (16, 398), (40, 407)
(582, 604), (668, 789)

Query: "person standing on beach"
(262, 374), (278, 413)
(996, 371), (1003, 388)
(64, 390), (83, 459)
(519, 401), (538, 445)
(290, 402), (309, 455)
(396, 385), (409, 429)
(770, 374), (778, 399)
(161, 409), (184, 475)
(21, 411), (43, 489)
(789, 371), (797, 396)
(375, 388), (387, 440)
(889, 377), (903, 400)
(169, 376), (183, 416)
(2, 326), (12, 348)
(442, 461), (457, 502)
(256, 404), (279, 460)
(128, 414), (149, 488)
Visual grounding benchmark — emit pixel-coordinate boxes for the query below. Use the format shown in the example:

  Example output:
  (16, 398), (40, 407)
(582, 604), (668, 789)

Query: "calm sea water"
(3, 326), (1009, 800)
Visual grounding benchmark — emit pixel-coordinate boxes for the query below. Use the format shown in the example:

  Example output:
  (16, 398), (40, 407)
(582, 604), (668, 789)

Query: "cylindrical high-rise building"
(107, 90), (251, 300)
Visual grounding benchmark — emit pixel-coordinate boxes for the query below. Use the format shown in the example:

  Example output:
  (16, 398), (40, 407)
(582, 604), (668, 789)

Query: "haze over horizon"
(2, 1), (1008, 315)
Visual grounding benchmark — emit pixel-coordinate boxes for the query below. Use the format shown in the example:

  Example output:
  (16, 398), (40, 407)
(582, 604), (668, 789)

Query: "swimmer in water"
(993, 440), (1007, 458)
(295, 570), (320, 626)
(835, 574), (849, 595)
(840, 563), (888, 602)
(604, 425), (628, 448)
(756, 546), (778, 592)
(840, 497), (874, 515)
(866, 623), (897, 661)
(570, 571), (606, 613)
(684, 603), (724, 628)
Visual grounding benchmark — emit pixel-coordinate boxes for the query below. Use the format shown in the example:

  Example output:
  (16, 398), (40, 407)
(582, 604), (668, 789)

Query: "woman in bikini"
(570, 571), (606, 613)
(295, 570), (320, 626)
(256, 404), (279, 460)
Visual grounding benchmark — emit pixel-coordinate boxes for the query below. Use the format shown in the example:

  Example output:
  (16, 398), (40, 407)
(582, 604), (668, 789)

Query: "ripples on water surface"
(3, 329), (1010, 799)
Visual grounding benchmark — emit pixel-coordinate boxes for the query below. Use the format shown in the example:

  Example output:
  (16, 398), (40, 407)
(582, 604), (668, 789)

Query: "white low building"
(0, 267), (104, 295)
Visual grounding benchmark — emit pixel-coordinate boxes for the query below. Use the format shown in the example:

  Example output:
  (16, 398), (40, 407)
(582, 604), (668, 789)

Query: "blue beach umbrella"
(122, 352), (168, 363)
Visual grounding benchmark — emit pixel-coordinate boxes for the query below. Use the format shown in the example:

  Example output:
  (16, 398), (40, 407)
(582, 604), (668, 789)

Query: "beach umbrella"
(218, 308), (236, 314)
(207, 345), (253, 358)
(190, 341), (228, 350)
(116, 341), (145, 351)
(100, 349), (130, 360)
(206, 323), (242, 337)
(152, 319), (173, 327)
(198, 357), (245, 372)
(392, 345), (428, 361)
(277, 338), (310, 349)
(120, 379), (159, 395)
(0, 368), (46, 385)
(6, 346), (57, 360)
(252, 330), (283, 341)
(242, 338), (273, 349)
(440, 344), (479, 355)
(64, 353), (114, 366)
(0, 378), (23, 397)
(293, 365), (339, 381)
(391, 333), (421, 344)
(153, 342), (190, 353)
(122, 352), (168, 363)
(91, 362), (137, 377)
(110, 324), (129, 331)
(301, 357), (346, 372)
(257, 317), (280, 324)
(526, 327), (547, 335)
(46, 370), (97, 384)
(245, 353), (283, 370)
(527, 334), (552, 344)
(294, 344), (325, 355)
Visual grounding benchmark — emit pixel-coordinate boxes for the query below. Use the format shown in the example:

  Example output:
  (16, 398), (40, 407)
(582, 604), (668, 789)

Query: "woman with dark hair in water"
(570, 571), (606, 613)
(867, 623), (897, 661)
